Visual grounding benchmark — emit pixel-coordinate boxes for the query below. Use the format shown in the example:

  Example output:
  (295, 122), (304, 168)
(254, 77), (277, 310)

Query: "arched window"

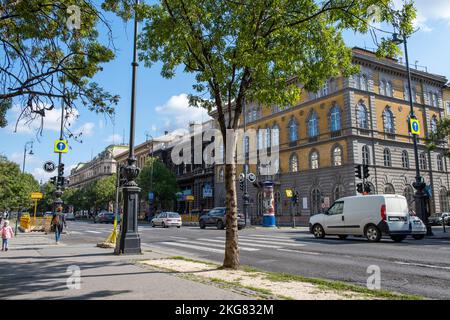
(360, 74), (368, 91)
(310, 150), (319, 169)
(404, 185), (414, 209)
(386, 81), (393, 97)
(311, 188), (322, 214)
(401, 150), (409, 168)
(437, 154), (444, 171)
(419, 153), (427, 170)
(307, 110), (319, 138)
(383, 148), (392, 167)
(288, 117), (298, 143)
(272, 124), (280, 147)
(332, 146), (342, 166)
(379, 80), (386, 96)
(357, 102), (369, 129)
(333, 184), (345, 202)
(322, 80), (329, 96)
(383, 107), (395, 134)
(289, 153), (299, 173)
(439, 188), (449, 212)
(430, 116), (438, 135)
(362, 145), (370, 165)
(384, 183), (395, 194)
(330, 104), (341, 132)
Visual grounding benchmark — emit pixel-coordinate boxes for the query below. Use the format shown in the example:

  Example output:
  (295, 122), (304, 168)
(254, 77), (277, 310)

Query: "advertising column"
(262, 181), (276, 227)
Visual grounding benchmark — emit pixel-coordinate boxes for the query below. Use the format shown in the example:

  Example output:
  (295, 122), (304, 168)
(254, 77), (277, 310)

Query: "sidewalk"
(0, 233), (249, 300)
(428, 226), (450, 240)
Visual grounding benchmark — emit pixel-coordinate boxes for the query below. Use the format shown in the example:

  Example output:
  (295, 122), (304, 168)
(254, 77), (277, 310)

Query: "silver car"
(151, 212), (182, 228)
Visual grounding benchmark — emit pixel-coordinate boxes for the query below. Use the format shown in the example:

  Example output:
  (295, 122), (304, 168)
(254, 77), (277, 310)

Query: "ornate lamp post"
(115, 0), (142, 255)
(392, 32), (431, 235)
(22, 140), (34, 173)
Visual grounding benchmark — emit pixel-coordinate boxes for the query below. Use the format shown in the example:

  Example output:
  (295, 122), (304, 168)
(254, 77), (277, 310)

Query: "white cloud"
(393, 0), (450, 32)
(105, 134), (123, 144)
(32, 167), (53, 183)
(74, 122), (95, 137)
(155, 94), (212, 130)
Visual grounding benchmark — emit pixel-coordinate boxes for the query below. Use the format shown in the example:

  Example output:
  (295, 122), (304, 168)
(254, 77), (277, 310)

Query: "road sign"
(239, 173), (245, 183)
(186, 195), (194, 201)
(247, 172), (256, 183)
(148, 192), (154, 201)
(285, 189), (293, 198)
(54, 140), (68, 153)
(410, 118), (420, 135)
(31, 192), (43, 200)
(43, 161), (56, 173)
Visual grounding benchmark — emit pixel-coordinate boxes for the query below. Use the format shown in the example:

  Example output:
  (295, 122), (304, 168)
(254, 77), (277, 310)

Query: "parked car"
(408, 211), (427, 240)
(199, 207), (245, 230)
(65, 212), (76, 221)
(94, 212), (120, 224)
(309, 195), (419, 242)
(44, 211), (53, 217)
(151, 212), (182, 228)
(439, 213), (450, 226)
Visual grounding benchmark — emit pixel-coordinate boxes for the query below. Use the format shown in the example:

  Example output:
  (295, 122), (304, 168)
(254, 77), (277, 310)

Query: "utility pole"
(115, 0), (141, 255)
(242, 100), (251, 227)
(53, 80), (66, 216)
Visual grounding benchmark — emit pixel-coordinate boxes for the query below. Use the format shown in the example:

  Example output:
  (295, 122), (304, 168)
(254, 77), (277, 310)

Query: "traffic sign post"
(410, 118), (420, 135)
(54, 140), (68, 153)
(30, 192), (43, 226)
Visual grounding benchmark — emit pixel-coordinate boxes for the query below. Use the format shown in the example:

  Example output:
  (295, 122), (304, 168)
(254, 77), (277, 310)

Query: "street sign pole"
(34, 199), (38, 226)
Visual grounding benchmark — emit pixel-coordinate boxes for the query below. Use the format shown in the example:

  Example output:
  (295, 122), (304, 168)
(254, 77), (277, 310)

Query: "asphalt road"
(63, 220), (450, 299)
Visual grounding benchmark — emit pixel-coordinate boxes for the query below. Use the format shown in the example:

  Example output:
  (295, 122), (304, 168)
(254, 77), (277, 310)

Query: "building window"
(383, 148), (392, 167)
(307, 110), (319, 138)
(329, 104), (341, 132)
(383, 107), (395, 134)
(257, 129), (264, 150)
(362, 145), (370, 165)
(266, 126), (271, 149)
(332, 146), (342, 166)
(446, 102), (450, 115)
(386, 81), (393, 97)
(357, 102), (369, 129)
(360, 74), (368, 91)
(404, 186), (414, 209)
(289, 153), (299, 173)
(322, 80), (329, 96)
(419, 153), (427, 170)
(384, 183), (395, 194)
(311, 188), (321, 214)
(401, 150), (409, 169)
(272, 124), (280, 147)
(310, 150), (319, 170)
(379, 80), (386, 96)
(288, 117), (298, 143)
(404, 84), (416, 103)
(440, 188), (449, 212)
(333, 184), (345, 202)
(430, 116), (438, 135)
(218, 168), (224, 182)
(437, 154), (444, 172)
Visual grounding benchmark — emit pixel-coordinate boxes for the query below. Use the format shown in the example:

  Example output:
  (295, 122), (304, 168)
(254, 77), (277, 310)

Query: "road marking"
(237, 236), (307, 247)
(197, 238), (282, 249)
(248, 234), (301, 240)
(277, 248), (321, 256)
(394, 261), (450, 271)
(169, 236), (188, 240)
(68, 231), (82, 234)
(159, 241), (226, 254)
(85, 231), (102, 234)
(178, 240), (259, 252)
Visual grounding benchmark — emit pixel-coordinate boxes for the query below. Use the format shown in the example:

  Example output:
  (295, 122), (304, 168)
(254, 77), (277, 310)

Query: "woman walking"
(51, 212), (64, 244)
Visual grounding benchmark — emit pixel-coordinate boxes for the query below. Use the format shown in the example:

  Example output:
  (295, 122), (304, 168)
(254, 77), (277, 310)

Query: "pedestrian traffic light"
(363, 164), (370, 179)
(357, 183), (363, 194)
(239, 179), (244, 191)
(58, 163), (65, 177)
(50, 176), (57, 185)
(292, 192), (299, 205)
(354, 165), (362, 179)
(364, 182), (372, 194)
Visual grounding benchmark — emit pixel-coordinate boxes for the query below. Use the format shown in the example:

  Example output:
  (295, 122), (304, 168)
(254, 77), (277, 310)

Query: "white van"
(309, 195), (424, 242)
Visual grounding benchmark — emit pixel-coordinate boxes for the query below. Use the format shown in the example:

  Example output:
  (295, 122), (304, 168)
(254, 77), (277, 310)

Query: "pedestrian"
(1, 220), (14, 251)
(51, 212), (64, 244)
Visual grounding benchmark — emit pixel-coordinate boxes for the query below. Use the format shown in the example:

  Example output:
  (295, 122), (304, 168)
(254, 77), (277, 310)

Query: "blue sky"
(1, 0), (450, 183)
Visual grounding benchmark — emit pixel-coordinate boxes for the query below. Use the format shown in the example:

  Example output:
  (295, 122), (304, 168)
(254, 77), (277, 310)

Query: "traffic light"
(354, 165), (362, 179)
(239, 179), (244, 191)
(58, 163), (65, 177)
(50, 176), (57, 185)
(292, 192), (299, 205)
(363, 182), (372, 194)
(363, 164), (370, 179)
(356, 183), (363, 194)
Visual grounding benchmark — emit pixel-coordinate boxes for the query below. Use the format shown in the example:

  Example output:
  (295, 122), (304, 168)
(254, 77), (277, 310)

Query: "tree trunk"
(223, 162), (240, 269)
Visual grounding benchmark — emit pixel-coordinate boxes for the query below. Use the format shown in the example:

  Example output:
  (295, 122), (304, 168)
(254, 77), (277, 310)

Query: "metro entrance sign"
(54, 140), (68, 153)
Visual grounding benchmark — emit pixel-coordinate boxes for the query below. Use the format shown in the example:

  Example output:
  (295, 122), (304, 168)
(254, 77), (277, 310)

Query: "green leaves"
(427, 118), (450, 158)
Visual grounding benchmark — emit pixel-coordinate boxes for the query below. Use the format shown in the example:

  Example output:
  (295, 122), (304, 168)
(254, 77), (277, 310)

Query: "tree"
(0, 0), (119, 136)
(106, 0), (415, 269)
(91, 175), (116, 211)
(138, 157), (178, 211)
(40, 182), (56, 212)
(0, 156), (40, 211)
(427, 118), (450, 158)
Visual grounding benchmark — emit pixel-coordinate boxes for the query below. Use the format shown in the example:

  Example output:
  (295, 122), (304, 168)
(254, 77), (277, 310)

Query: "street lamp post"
(393, 32), (431, 235)
(242, 100), (251, 227)
(145, 132), (154, 221)
(22, 140), (34, 173)
(115, 0), (141, 255)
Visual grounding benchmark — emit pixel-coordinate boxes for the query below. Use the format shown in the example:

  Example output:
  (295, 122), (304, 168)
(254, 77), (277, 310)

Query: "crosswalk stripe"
(170, 236), (188, 240)
(245, 234), (300, 241)
(178, 240), (259, 252)
(85, 231), (102, 234)
(159, 242), (225, 254)
(197, 238), (282, 249)
(68, 231), (82, 234)
(239, 236), (307, 246)
(277, 248), (321, 256)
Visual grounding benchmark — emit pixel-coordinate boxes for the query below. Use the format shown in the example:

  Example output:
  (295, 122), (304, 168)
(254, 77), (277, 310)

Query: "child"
(1, 220), (14, 251)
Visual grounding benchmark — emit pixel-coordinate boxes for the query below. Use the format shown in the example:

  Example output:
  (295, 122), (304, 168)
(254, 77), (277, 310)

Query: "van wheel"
(312, 224), (325, 239)
(391, 235), (406, 242)
(338, 235), (348, 240)
(412, 234), (425, 240)
(365, 225), (381, 242)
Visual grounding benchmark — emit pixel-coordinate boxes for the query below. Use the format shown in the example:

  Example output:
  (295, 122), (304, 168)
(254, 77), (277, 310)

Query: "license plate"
(414, 220), (421, 224)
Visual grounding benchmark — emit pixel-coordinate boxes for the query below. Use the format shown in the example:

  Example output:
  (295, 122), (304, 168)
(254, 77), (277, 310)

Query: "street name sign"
(54, 140), (69, 153)
(31, 192), (43, 200)
(43, 161), (56, 173)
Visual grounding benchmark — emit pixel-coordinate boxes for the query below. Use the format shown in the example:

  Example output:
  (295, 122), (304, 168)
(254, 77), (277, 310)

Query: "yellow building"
(213, 48), (449, 226)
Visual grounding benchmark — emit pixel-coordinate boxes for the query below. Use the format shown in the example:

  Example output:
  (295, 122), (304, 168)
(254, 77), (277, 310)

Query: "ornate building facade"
(213, 47), (450, 225)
